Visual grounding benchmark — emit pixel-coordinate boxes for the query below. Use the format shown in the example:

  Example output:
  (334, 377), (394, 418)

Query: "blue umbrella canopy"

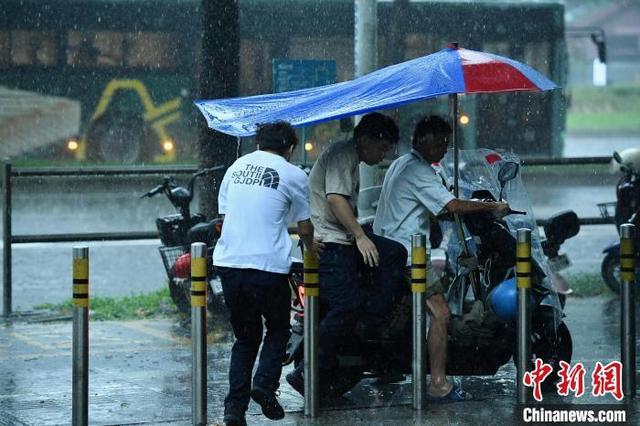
(194, 46), (558, 137)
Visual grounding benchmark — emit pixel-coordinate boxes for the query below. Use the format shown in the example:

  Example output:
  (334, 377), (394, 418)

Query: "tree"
(198, 0), (240, 218)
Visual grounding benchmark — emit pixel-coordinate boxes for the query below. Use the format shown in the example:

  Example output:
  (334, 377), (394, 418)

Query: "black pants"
(317, 231), (407, 370)
(216, 266), (291, 411)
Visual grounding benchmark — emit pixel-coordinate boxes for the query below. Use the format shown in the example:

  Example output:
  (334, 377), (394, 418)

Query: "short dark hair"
(412, 115), (452, 146)
(353, 112), (399, 145)
(256, 121), (298, 154)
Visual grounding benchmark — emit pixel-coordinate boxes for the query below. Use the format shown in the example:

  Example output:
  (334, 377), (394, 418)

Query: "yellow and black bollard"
(516, 229), (532, 404)
(72, 246), (89, 426)
(190, 242), (207, 426)
(411, 234), (427, 410)
(620, 223), (636, 398)
(303, 250), (319, 417)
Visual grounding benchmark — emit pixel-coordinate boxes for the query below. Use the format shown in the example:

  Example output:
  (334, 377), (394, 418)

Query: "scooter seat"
(188, 219), (221, 244)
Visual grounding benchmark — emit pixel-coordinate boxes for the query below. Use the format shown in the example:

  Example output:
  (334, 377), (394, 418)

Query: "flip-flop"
(427, 385), (472, 403)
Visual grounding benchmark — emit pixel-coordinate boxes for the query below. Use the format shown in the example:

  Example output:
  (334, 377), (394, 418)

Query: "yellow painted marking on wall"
(91, 79), (182, 122)
(88, 79), (182, 162)
(143, 98), (182, 121)
(151, 111), (181, 142)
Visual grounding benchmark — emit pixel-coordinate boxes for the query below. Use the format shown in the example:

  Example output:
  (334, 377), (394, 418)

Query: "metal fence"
(1, 157), (613, 316)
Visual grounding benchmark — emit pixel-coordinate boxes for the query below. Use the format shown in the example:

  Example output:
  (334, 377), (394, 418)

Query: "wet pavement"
(1, 295), (639, 425)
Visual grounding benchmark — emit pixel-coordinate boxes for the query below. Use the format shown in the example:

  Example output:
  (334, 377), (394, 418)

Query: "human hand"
(355, 234), (379, 267)
(492, 202), (510, 219)
(308, 239), (325, 259)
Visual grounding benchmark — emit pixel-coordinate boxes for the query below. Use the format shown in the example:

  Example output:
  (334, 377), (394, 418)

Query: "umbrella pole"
(448, 93), (482, 300)
(449, 93), (459, 198)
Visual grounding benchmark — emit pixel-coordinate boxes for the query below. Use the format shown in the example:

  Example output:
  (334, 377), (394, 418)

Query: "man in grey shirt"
(287, 112), (407, 395)
(374, 115), (510, 402)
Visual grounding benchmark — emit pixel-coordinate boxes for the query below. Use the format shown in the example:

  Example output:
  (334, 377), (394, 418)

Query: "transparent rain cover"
(436, 148), (563, 325)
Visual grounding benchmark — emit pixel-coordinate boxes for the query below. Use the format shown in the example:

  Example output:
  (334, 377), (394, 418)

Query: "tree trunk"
(197, 0), (240, 218)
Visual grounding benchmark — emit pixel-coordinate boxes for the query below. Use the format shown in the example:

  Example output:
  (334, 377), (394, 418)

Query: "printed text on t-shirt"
(232, 164), (280, 189)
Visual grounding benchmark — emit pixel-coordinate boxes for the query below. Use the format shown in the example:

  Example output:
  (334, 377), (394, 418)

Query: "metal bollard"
(411, 234), (427, 410)
(190, 243), (207, 426)
(3, 162), (12, 317)
(620, 223), (636, 398)
(303, 250), (319, 417)
(516, 228), (532, 404)
(72, 246), (89, 426)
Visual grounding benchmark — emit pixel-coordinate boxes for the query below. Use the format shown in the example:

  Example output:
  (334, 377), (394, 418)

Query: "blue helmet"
(489, 277), (517, 321)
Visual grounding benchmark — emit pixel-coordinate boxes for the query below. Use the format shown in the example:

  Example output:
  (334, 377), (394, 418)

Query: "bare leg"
(426, 293), (452, 396)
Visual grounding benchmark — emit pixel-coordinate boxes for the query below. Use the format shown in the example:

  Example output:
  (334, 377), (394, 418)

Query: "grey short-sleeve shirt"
(309, 139), (360, 245)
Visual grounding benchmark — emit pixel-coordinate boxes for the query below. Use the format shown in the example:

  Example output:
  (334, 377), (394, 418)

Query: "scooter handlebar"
(141, 184), (164, 198)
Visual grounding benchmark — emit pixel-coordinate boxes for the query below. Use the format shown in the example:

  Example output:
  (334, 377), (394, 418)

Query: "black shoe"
(223, 406), (246, 426)
(250, 386), (285, 420)
(285, 368), (304, 397)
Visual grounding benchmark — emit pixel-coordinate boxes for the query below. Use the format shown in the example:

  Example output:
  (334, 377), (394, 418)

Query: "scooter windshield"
(436, 148), (562, 320)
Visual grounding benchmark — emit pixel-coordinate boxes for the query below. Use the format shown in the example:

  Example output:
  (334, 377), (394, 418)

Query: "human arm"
(409, 165), (509, 219)
(444, 199), (510, 218)
(297, 219), (324, 259)
(326, 193), (379, 267)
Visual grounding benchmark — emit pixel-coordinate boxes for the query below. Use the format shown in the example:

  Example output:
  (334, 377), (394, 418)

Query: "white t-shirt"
(373, 149), (455, 256)
(213, 150), (310, 274)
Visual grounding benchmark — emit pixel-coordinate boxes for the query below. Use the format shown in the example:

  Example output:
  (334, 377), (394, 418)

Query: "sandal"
(427, 384), (472, 403)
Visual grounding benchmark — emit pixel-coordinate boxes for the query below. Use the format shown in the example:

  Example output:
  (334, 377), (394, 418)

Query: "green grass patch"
(566, 273), (610, 298)
(567, 111), (640, 131)
(34, 287), (175, 320)
(567, 85), (640, 131)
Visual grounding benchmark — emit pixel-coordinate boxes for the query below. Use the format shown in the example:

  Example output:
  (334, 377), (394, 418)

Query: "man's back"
(214, 149), (309, 273)
(373, 150), (454, 253)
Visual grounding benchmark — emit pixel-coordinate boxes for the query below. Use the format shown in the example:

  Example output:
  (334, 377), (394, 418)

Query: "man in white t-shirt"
(214, 122), (319, 426)
(373, 115), (509, 402)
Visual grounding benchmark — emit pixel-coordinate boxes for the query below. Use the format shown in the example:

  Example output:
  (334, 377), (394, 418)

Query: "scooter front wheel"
(601, 252), (621, 295)
(533, 322), (573, 392)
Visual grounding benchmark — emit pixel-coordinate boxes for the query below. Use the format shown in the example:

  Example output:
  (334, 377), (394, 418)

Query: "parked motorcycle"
(141, 166), (226, 315)
(284, 149), (577, 397)
(600, 149), (640, 294)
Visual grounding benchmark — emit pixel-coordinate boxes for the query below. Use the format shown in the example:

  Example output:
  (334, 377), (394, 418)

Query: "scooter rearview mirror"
(497, 161), (519, 201)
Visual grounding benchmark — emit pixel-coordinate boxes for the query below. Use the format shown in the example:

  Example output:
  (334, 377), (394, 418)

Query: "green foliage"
(567, 86), (640, 131)
(566, 272), (610, 298)
(34, 287), (175, 320)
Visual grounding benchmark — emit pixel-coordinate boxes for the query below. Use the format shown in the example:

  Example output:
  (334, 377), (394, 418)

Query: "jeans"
(360, 231), (408, 324)
(316, 232), (407, 370)
(216, 266), (291, 411)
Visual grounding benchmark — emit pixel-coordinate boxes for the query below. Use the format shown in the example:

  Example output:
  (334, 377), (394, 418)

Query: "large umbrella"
(195, 44), (558, 195)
